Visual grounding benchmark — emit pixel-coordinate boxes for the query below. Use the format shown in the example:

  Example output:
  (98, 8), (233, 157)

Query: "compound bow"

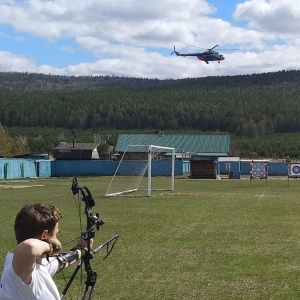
(60, 177), (119, 300)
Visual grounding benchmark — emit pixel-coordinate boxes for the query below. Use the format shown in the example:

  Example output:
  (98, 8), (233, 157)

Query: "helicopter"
(171, 45), (225, 64)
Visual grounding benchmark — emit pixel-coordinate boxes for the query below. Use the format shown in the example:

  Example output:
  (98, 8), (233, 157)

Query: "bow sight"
(61, 177), (119, 300)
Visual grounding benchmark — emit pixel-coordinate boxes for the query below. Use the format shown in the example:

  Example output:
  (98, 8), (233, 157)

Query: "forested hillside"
(1, 70), (299, 92)
(1, 70), (300, 159)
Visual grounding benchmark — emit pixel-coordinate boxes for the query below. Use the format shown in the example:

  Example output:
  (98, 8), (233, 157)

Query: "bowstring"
(73, 189), (84, 300)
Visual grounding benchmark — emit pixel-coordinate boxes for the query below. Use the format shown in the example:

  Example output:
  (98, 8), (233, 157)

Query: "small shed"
(190, 159), (217, 179)
(53, 142), (100, 160)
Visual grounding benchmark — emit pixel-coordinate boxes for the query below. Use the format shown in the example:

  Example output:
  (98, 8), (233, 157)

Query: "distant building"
(53, 142), (100, 160)
(115, 133), (230, 179)
(115, 133), (230, 159)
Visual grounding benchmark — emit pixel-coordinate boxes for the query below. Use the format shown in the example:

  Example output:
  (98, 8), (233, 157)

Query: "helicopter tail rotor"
(171, 46), (176, 55)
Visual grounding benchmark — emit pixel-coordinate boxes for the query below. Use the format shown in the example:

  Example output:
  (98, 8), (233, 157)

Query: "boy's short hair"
(14, 203), (62, 244)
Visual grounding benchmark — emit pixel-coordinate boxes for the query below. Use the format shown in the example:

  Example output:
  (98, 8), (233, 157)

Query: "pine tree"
(0, 123), (13, 157)
(0, 123), (29, 157)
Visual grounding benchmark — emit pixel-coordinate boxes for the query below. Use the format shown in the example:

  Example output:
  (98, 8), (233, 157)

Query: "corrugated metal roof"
(54, 142), (100, 150)
(115, 134), (230, 156)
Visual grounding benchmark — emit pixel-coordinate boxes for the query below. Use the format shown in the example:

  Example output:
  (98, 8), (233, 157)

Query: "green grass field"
(1, 176), (300, 299)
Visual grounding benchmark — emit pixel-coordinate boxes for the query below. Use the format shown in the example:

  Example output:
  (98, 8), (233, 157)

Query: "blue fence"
(0, 158), (292, 180)
(0, 159), (36, 179)
(51, 159), (183, 177)
(218, 161), (288, 178)
(51, 160), (116, 177)
(36, 160), (53, 178)
(0, 158), (183, 179)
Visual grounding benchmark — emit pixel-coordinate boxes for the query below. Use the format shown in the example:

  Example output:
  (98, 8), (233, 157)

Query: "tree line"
(1, 70), (300, 159)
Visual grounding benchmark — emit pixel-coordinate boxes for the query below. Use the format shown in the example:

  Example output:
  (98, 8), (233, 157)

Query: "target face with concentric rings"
(290, 164), (300, 176)
(251, 162), (267, 179)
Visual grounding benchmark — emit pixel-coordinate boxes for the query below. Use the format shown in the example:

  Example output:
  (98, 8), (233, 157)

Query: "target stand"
(288, 163), (300, 186)
(250, 162), (268, 186)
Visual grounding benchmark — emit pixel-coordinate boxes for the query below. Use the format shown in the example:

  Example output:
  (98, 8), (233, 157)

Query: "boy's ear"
(41, 229), (49, 239)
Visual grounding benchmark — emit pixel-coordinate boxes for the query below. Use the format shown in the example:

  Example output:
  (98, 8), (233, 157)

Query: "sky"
(0, 0), (299, 79)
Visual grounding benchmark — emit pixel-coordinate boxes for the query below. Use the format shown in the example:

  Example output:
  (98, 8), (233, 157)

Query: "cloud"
(234, 0), (300, 36)
(0, 51), (36, 72)
(0, 0), (299, 79)
(0, 0), (215, 40)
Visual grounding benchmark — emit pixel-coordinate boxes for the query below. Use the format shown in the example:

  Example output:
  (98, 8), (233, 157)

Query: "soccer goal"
(105, 145), (175, 197)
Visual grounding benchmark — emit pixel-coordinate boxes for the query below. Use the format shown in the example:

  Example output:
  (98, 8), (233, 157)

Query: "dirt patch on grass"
(0, 185), (44, 189)
(159, 192), (204, 196)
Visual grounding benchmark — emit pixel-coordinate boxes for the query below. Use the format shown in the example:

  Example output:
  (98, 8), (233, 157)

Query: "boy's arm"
(12, 238), (61, 284)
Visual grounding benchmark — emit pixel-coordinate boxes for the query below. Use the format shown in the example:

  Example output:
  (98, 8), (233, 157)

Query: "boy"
(0, 203), (92, 300)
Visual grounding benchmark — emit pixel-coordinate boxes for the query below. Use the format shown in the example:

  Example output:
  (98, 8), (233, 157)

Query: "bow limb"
(80, 186), (101, 300)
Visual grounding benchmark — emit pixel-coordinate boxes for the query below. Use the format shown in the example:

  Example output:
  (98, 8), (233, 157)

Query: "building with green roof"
(115, 133), (230, 158)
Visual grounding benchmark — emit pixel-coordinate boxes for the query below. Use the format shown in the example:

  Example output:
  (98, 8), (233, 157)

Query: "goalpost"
(105, 145), (175, 197)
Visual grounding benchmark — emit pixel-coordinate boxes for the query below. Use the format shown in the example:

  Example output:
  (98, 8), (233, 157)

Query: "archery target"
(259, 169), (266, 178)
(289, 164), (300, 177)
(251, 162), (267, 179)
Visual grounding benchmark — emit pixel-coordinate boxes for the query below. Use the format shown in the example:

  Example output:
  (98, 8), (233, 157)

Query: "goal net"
(105, 145), (175, 197)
